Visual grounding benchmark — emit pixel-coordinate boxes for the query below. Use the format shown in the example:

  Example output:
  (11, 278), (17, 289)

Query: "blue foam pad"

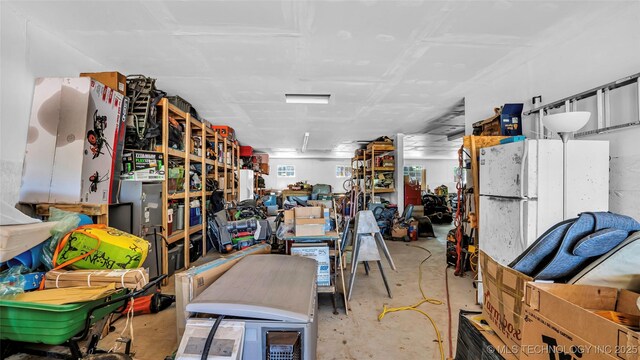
(510, 220), (573, 275)
(535, 212), (640, 280)
(572, 229), (629, 257)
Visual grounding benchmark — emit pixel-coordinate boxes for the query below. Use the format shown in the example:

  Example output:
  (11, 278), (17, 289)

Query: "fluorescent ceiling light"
(285, 94), (330, 104)
(301, 132), (310, 153)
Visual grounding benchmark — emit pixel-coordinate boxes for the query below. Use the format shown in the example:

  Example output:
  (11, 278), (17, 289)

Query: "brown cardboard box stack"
(480, 251), (640, 360)
(293, 207), (325, 236)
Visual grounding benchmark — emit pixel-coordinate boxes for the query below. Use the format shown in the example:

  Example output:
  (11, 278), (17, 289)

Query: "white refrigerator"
(477, 139), (609, 301)
(239, 169), (255, 201)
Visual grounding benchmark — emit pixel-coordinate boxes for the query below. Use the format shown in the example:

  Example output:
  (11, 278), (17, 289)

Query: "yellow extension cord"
(377, 245), (446, 360)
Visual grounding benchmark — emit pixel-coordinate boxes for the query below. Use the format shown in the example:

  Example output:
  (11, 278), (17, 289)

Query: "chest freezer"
(183, 254), (318, 360)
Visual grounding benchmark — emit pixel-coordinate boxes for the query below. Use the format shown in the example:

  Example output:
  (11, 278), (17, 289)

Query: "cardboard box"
(521, 283), (640, 360)
(19, 77), (127, 204)
(391, 226), (407, 238)
(174, 243), (271, 339)
(259, 163), (270, 175)
(294, 207), (325, 236)
(480, 251), (532, 353)
(291, 243), (330, 287)
(295, 206), (323, 219)
(80, 71), (126, 96)
(284, 209), (295, 226)
(121, 150), (165, 181)
(294, 224), (325, 237)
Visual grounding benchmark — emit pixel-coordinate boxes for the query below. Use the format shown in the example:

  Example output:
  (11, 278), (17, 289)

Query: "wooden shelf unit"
(219, 137), (240, 203)
(363, 143), (396, 204)
(158, 98), (207, 277)
(155, 98), (243, 278)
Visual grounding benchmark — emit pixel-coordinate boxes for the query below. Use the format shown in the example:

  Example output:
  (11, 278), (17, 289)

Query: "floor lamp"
(542, 111), (591, 219)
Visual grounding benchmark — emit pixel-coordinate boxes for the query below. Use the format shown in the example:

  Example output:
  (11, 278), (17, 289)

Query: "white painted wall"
(263, 158), (352, 193)
(0, 5), (105, 205)
(464, 2), (640, 219)
(403, 158), (458, 192)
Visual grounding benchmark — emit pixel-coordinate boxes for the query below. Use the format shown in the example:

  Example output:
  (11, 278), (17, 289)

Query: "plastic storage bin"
(167, 243), (184, 276)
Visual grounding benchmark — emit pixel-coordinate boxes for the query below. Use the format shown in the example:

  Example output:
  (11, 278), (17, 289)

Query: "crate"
(167, 95), (192, 114)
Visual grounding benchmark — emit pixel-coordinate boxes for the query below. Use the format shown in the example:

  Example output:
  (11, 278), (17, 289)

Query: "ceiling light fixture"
(285, 94), (331, 104)
(301, 132), (310, 153)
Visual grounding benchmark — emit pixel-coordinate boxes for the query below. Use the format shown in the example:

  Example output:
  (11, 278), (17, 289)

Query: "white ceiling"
(6, 0), (616, 158)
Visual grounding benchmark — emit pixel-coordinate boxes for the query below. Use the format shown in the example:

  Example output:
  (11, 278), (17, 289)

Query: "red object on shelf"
(240, 146), (253, 157)
(211, 125), (235, 140)
(404, 182), (422, 206)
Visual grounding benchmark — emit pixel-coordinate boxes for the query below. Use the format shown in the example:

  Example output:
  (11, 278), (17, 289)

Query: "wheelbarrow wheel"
(1, 340), (16, 359)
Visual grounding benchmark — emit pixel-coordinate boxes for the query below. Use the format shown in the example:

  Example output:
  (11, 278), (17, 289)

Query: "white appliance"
(238, 170), (254, 201)
(477, 139), (609, 301)
(184, 255), (317, 360)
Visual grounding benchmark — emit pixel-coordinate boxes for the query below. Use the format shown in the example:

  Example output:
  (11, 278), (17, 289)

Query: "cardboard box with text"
(521, 282), (640, 360)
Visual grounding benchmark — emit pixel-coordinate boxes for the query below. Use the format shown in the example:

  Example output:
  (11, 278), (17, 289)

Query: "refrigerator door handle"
(519, 140), (529, 197)
(519, 198), (527, 251)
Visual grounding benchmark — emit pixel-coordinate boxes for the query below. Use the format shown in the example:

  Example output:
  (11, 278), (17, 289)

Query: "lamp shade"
(542, 111), (590, 133)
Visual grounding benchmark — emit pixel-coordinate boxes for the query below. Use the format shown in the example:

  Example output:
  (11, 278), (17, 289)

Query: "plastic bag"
(276, 222), (293, 240)
(40, 208), (92, 270)
(0, 264), (28, 296)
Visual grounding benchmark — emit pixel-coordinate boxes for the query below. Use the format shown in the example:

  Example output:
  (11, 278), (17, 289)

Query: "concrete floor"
(314, 224), (480, 360)
(8, 224), (480, 360)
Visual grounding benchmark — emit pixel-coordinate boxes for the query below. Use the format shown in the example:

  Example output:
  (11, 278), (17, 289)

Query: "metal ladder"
(524, 72), (640, 139)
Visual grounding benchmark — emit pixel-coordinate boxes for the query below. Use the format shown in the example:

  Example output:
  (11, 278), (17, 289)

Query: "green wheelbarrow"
(0, 274), (166, 360)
